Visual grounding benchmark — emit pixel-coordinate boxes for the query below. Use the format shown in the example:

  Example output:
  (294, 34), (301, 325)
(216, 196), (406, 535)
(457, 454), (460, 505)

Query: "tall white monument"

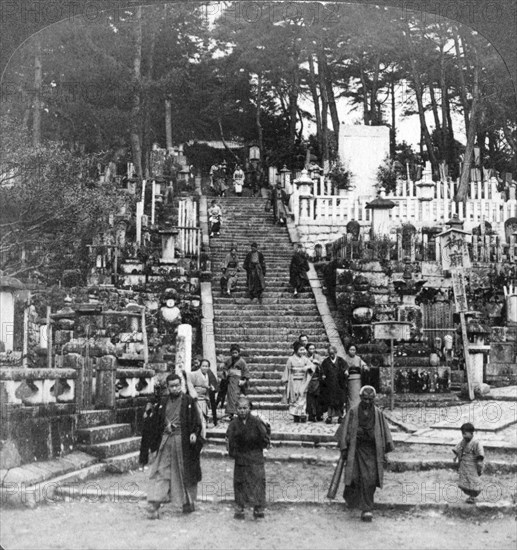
(338, 125), (390, 199)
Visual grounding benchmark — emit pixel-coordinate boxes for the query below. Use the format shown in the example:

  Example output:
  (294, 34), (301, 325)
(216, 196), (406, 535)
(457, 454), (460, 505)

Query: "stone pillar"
(506, 294), (517, 325)
(96, 355), (117, 409)
(176, 324), (192, 373)
(64, 353), (84, 408)
(160, 229), (179, 264)
(0, 290), (15, 351)
(135, 201), (144, 245)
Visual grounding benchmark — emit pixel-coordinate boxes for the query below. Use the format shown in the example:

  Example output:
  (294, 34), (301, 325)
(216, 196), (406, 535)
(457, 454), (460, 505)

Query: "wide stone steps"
(76, 423), (132, 445)
(77, 436), (141, 459)
(211, 197), (330, 409)
(77, 409), (116, 429)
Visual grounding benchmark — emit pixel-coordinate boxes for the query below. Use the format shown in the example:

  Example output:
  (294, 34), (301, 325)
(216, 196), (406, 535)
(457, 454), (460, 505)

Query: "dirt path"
(1, 501), (516, 550)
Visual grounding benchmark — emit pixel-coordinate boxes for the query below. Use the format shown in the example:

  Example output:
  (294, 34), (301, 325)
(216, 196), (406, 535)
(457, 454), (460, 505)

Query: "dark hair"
(299, 334), (308, 340)
(346, 343), (357, 352)
(166, 373), (181, 383)
(200, 359), (210, 368)
(251, 242), (258, 248)
(306, 342), (315, 351)
(293, 341), (305, 353)
(460, 422), (475, 433)
(230, 344), (241, 353)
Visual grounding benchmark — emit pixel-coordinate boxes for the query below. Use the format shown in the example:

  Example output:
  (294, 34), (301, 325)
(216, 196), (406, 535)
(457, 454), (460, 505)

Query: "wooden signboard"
(439, 229), (474, 400)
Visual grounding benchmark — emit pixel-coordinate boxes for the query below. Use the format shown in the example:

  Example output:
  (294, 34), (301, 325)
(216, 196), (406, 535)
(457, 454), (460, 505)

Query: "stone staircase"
(75, 409), (141, 470)
(209, 197), (330, 410)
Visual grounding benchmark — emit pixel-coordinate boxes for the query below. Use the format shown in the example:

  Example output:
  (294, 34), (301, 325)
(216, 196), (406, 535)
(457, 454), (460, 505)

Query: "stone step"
(215, 319), (325, 328)
(246, 393), (283, 402)
(247, 385), (285, 394)
(76, 423), (133, 445)
(104, 451), (141, 473)
(76, 409), (116, 429)
(76, 436), (141, 459)
(249, 378), (284, 386)
(215, 343), (328, 352)
(213, 308), (320, 316)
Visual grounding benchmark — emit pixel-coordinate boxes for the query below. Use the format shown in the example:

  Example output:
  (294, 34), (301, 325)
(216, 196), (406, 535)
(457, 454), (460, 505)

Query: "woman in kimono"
(282, 341), (313, 422)
(306, 343), (324, 422)
(344, 344), (370, 410)
(233, 165), (245, 196)
(222, 344), (250, 419)
(270, 182), (290, 225)
(221, 246), (241, 296)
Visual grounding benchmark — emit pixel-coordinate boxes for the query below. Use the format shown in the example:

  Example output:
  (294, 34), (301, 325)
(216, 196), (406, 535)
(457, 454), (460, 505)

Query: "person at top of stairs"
(289, 242), (310, 297)
(243, 242), (266, 304)
(233, 164), (245, 196)
(208, 200), (222, 237)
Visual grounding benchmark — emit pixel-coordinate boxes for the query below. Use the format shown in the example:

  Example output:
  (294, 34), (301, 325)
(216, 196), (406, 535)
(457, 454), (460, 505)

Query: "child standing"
(453, 422), (485, 504)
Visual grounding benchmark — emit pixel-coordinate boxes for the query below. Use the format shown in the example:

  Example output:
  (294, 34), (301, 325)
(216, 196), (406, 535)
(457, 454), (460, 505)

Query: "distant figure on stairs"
(233, 164), (245, 196)
(221, 246), (241, 296)
(208, 200), (222, 237)
(222, 344), (250, 420)
(270, 182), (290, 225)
(243, 242), (266, 304)
(344, 344), (370, 410)
(289, 243), (310, 296)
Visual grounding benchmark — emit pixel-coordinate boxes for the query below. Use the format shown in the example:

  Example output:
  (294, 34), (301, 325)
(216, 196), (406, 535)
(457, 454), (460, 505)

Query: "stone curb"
(49, 486), (517, 515)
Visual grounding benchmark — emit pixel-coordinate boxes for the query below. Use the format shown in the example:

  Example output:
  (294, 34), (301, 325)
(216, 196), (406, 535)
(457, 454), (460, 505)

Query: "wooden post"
(22, 299), (29, 368)
(460, 310), (474, 400)
(390, 338), (395, 411)
(141, 307), (148, 366)
(46, 306), (52, 370)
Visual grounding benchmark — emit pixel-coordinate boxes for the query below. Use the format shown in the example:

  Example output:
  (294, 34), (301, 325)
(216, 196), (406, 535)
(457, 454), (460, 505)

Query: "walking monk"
(334, 385), (394, 522)
(146, 373), (203, 519)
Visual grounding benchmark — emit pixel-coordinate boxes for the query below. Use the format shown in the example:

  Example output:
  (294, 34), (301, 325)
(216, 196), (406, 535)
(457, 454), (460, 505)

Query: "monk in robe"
(243, 242), (266, 304)
(146, 373), (203, 519)
(226, 397), (270, 520)
(289, 243), (310, 296)
(334, 385), (394, 522)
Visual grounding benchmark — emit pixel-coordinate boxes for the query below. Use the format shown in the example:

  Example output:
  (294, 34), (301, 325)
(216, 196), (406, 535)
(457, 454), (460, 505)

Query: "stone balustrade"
(115, 367), (155, 399)
(0, 367), (77, 405)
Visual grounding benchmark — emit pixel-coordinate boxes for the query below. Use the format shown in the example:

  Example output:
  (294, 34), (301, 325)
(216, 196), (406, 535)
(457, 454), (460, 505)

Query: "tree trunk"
(370, 54), (381, 125)
(32, 34), (42, 146)
(142, 14), (157, 179)
(307, 53), (322, 156)
(405, 26), (438, 171)
(359, 62), (370, 125)
(454, 32), (470, 134)
(288, 66), (300, 150)
(317, 49), (329, 166)
(130, 6), (143, 180)
(390, 78), (396, 157)
(455, 46), (480, 203)
(165, 98), (173, 149)
(325, 61), (340, 154)
(256, 72), (264, 162)
(439, 40), (449, 160)
(428, 84), (442, 156)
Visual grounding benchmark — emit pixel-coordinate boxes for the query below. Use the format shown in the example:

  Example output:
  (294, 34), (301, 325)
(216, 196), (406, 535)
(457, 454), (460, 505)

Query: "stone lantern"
(464, 311), (491, 387)
(293, 169), (314, 196)
(0, 273), (25, 352)
(365, 189), (395, 237)
(445, 214), (465, 231)
(415, 161), (435, 201)
(280, 165), (291, 192)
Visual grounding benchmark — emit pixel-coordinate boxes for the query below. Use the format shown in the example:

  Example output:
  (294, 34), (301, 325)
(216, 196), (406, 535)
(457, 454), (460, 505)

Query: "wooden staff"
(327, 455), (345, 499)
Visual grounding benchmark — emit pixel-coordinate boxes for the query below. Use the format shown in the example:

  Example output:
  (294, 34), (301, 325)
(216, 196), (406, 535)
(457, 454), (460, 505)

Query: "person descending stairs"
(209, 196), (330, 415)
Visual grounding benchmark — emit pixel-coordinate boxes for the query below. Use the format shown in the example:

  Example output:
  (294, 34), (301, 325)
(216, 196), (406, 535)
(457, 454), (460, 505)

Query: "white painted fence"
(289, 174), (517, 236)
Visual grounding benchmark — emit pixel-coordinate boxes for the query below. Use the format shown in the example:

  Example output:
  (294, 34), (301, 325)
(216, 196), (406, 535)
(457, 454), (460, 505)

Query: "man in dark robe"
(289, 243), (310, 296)
(243, 242), (266, 304)
(320, 345), (348, 424)
(334, 385), (394, 522)
(270, 182), (290, 224)
(146, 373), (203, 519)
(226, 397), (270, 520)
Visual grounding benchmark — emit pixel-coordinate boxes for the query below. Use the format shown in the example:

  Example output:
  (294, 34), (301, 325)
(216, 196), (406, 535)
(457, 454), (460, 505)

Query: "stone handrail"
(0, 367), (77, 405)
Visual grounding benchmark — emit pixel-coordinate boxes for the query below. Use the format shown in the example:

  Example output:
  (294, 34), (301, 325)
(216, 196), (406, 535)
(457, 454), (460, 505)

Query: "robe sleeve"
(380, 410), (395, 454)
(281, 358), (291, 384)
(335, 408), (353, 452)
(226, 419), (237, 458)
(260, 252), (266, 275)
(473, 440), (485, 460)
